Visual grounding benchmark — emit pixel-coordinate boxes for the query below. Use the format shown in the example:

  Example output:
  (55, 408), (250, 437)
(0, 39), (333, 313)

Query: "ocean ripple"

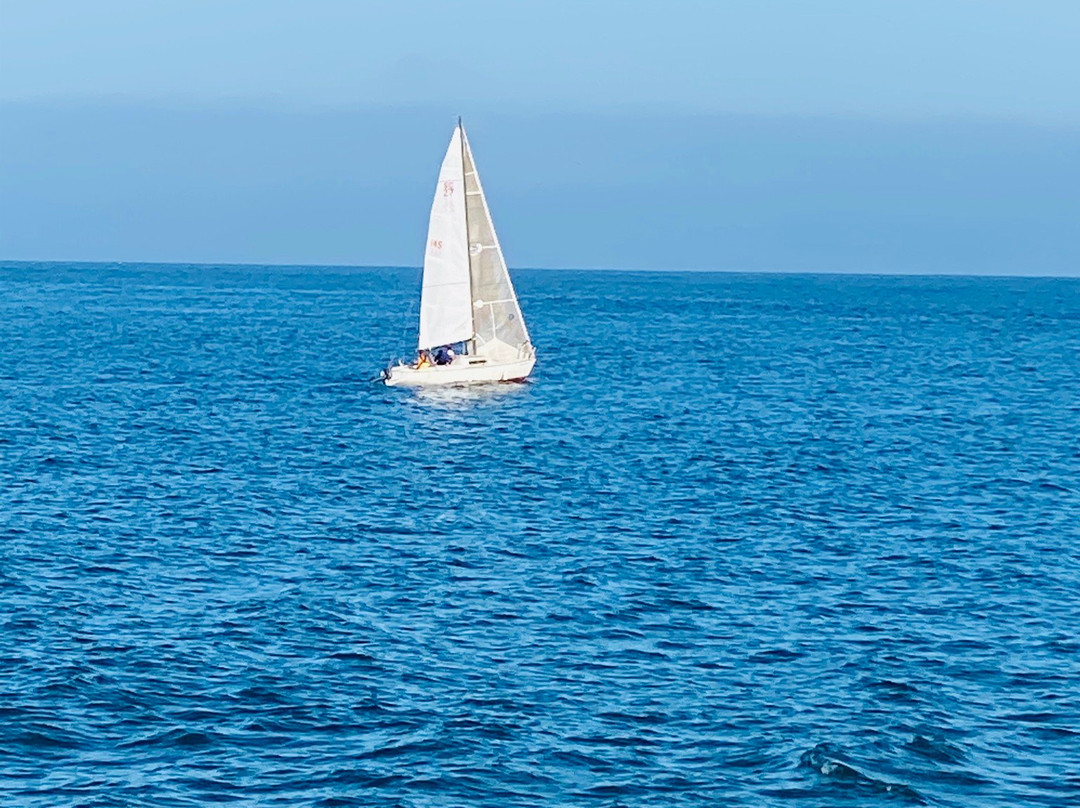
(1, 263), (1078, 806)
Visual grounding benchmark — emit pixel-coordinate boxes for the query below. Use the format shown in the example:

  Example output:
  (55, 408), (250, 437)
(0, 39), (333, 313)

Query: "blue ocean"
(1, 262), (1077, 807)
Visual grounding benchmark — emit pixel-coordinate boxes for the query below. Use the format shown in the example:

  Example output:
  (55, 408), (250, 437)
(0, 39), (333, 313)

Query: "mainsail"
(417, 127), (472, 350)
(417, 122), (531, 359)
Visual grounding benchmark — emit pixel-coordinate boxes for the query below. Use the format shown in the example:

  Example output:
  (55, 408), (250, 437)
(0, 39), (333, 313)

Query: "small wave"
(999, 711), (1064, 723)
(117, 727), (222, 749)
(801, 743), (927, 804)
(327, 650), (376, 662)
(10, 727), (84, 750)
(748, 648), (805, 664)
(905, 734), (968, 765)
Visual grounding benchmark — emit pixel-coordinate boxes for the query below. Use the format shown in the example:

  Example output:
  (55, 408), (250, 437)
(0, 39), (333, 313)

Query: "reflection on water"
(405, 379), (533, 410)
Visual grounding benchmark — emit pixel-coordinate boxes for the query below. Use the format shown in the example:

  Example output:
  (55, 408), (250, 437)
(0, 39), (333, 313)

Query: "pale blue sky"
(4, 0), (1080, 120)
(1, 1), (1078, 272)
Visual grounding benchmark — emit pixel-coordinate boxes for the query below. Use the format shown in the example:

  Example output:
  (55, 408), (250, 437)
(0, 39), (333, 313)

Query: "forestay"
(417, 127), (473, 350)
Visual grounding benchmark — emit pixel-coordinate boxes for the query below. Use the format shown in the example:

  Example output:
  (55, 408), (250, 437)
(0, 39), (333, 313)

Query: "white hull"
(384, 356), (535, 387)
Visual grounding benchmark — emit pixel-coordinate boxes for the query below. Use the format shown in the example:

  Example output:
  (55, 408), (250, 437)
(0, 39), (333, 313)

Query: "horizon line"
(2, 258), (1077, 281)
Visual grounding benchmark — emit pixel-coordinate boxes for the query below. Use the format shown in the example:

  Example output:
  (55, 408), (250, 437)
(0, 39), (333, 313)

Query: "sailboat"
(382, 120), (536, 387)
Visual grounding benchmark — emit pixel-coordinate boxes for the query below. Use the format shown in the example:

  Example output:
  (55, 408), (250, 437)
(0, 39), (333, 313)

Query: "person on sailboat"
(415, 350), (432, 369)
(433, 345), (456, 365)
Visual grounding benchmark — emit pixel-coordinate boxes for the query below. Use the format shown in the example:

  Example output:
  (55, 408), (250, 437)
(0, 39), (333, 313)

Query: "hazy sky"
(4, 0), (1079, 120)
(2, 1), (1078, 273)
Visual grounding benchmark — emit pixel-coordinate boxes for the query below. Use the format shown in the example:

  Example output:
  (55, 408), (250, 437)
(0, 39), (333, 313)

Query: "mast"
(458, 116), (475, 352)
